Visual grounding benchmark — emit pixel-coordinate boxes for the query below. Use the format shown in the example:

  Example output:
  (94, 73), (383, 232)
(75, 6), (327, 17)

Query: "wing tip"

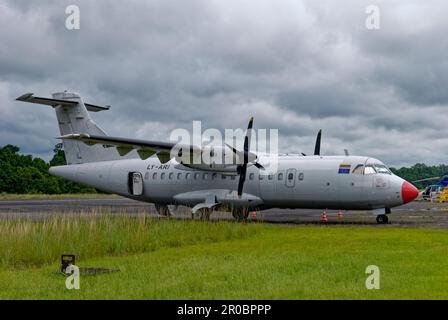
(16, 93), (34, 101)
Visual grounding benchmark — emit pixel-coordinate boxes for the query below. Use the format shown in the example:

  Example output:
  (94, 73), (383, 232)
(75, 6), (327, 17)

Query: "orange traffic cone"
(321, 209), (328, 223)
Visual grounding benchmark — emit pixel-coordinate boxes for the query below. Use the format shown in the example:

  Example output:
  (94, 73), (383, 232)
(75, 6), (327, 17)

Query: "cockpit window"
(364, 164), (377, 175)
(352, 164), (364, 175)
(374, 164), (391, 174)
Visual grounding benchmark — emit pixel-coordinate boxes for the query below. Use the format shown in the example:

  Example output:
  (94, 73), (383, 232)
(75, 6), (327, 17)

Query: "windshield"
(374, 164), (391, 175)
(364, 164), (377, 175)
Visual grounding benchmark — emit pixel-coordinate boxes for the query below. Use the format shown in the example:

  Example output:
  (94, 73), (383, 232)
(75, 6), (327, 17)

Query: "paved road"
(1, 197), (448, 229)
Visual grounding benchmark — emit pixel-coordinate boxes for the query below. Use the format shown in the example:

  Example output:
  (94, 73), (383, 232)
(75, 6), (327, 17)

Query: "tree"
(49, 143), (67, 166)
(0, 144), (96, 194)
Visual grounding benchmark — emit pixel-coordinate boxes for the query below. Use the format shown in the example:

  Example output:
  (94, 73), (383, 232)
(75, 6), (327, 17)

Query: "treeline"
(0, 144), (95, 194)
(390, 163), (448, 189)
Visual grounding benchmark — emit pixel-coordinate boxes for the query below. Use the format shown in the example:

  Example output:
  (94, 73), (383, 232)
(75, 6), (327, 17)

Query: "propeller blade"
(225, 143), (239, 156)
(314, 129), (322, 156)
(237, 165), (247, 197)
(412, 177), (440, 183)
(237, 117), (254, 198)
(254, 162), (264, 170)
(244, 117), (253, 152)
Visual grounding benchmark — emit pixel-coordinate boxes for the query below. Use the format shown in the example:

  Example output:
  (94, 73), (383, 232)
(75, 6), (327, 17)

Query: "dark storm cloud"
(1, 0), (447, 166)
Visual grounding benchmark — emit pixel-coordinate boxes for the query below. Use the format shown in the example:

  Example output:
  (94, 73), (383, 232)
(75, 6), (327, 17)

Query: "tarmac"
(0, 197), (448, 229)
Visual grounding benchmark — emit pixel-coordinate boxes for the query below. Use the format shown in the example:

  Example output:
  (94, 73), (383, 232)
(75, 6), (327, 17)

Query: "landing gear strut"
(155, 204), (174, 217)
(376, 214), (389, 224)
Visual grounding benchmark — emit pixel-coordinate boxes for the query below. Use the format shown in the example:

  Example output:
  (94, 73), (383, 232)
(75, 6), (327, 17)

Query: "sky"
(1, 0), (447, 167)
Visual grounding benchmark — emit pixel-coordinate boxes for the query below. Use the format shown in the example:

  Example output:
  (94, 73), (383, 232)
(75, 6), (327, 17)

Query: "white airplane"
(16, 91), (419, 224)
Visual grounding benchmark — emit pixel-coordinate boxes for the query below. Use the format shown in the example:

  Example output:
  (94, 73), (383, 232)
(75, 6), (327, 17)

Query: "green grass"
(0, 215), (257, 269)
(0, 193), (118, 200)
(0, 217), (448, 299)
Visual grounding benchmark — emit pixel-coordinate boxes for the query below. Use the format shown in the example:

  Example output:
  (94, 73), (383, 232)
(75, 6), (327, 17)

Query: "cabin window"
(231, 176), (236, 180)
(186, 173), (191, 179)
(288, 173), (294, 180)
(278, 173), (283, 180)
(177, 173), (182, 180)
(145, 172), (150, 180)
(161, 173), (165, 180)
(364, 164), (377, 175)
(152, 172), (157, 179)
(352, 164), (364, 175)
(169, 172), (173, 180)
(298, 173), (304, 181)
(194, 173), (199, 180)
(259, 175), (263, 180)
(221, 175), (226, 179)
(203, 173), (208, 179)
(249, 173), (254, 180)
(268, 174), (273, 180)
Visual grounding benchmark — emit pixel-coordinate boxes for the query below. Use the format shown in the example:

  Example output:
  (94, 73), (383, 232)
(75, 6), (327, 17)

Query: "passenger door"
(285, 168), (296, 188)
(129, 172), (144, 196)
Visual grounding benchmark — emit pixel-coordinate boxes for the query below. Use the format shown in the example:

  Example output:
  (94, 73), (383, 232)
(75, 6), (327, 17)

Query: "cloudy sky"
(1, 0), (447, 167)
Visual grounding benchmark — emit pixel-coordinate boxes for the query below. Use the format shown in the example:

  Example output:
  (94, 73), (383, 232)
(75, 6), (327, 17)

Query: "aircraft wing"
(59, 133), (196, 163)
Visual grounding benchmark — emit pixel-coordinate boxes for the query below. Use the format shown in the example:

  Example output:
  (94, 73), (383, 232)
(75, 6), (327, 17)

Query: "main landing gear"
(192, 208), (212, 220)
(155, 204), (174, 217)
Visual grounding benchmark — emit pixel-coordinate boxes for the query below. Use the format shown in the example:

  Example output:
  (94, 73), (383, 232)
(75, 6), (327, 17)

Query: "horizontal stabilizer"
(16, 93), (110, 112)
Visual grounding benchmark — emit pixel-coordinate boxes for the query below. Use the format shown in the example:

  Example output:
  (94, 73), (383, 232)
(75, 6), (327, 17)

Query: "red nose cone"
(402, 181), (419, 204)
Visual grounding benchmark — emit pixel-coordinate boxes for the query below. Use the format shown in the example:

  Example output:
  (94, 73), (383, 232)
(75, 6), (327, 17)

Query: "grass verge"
(0, 215), (259, 269)
(0, 216), (448, 299)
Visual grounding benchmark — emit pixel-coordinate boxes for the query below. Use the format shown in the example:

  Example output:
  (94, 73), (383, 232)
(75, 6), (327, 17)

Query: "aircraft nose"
(402, 181), (419, 204)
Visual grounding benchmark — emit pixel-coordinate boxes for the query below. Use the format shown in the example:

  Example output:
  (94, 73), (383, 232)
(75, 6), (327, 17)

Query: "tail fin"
(17, 91), (122, 164)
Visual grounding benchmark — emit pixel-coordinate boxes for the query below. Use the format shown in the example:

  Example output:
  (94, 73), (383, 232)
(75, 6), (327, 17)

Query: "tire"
(196, 208), (211, 221)
(376, 214), (389, 224)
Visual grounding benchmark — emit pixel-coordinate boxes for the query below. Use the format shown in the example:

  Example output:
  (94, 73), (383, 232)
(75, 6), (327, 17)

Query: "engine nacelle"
(172, 145), (243, 173)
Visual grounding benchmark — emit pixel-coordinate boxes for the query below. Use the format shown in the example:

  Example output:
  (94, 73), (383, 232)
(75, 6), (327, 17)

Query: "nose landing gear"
(376, 214), (389, 224)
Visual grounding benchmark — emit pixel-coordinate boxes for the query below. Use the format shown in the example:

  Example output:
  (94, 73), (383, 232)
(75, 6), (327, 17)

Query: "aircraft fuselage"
(50, 155), (413, 211)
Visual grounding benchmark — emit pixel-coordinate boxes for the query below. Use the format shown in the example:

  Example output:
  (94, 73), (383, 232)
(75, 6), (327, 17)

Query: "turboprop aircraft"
(16, 91), (419, 224)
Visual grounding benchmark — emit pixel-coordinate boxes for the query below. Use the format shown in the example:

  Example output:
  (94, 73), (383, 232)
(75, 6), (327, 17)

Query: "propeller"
(226, 117), (264, 197)
(314, 129), (322, 156)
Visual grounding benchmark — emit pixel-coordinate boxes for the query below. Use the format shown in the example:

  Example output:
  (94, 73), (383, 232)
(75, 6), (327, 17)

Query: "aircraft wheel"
(197, 208), (211, 221)
(376, 214), (389, 224)
(232, 208), (249, 222)
(155, 204), (173, 217)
